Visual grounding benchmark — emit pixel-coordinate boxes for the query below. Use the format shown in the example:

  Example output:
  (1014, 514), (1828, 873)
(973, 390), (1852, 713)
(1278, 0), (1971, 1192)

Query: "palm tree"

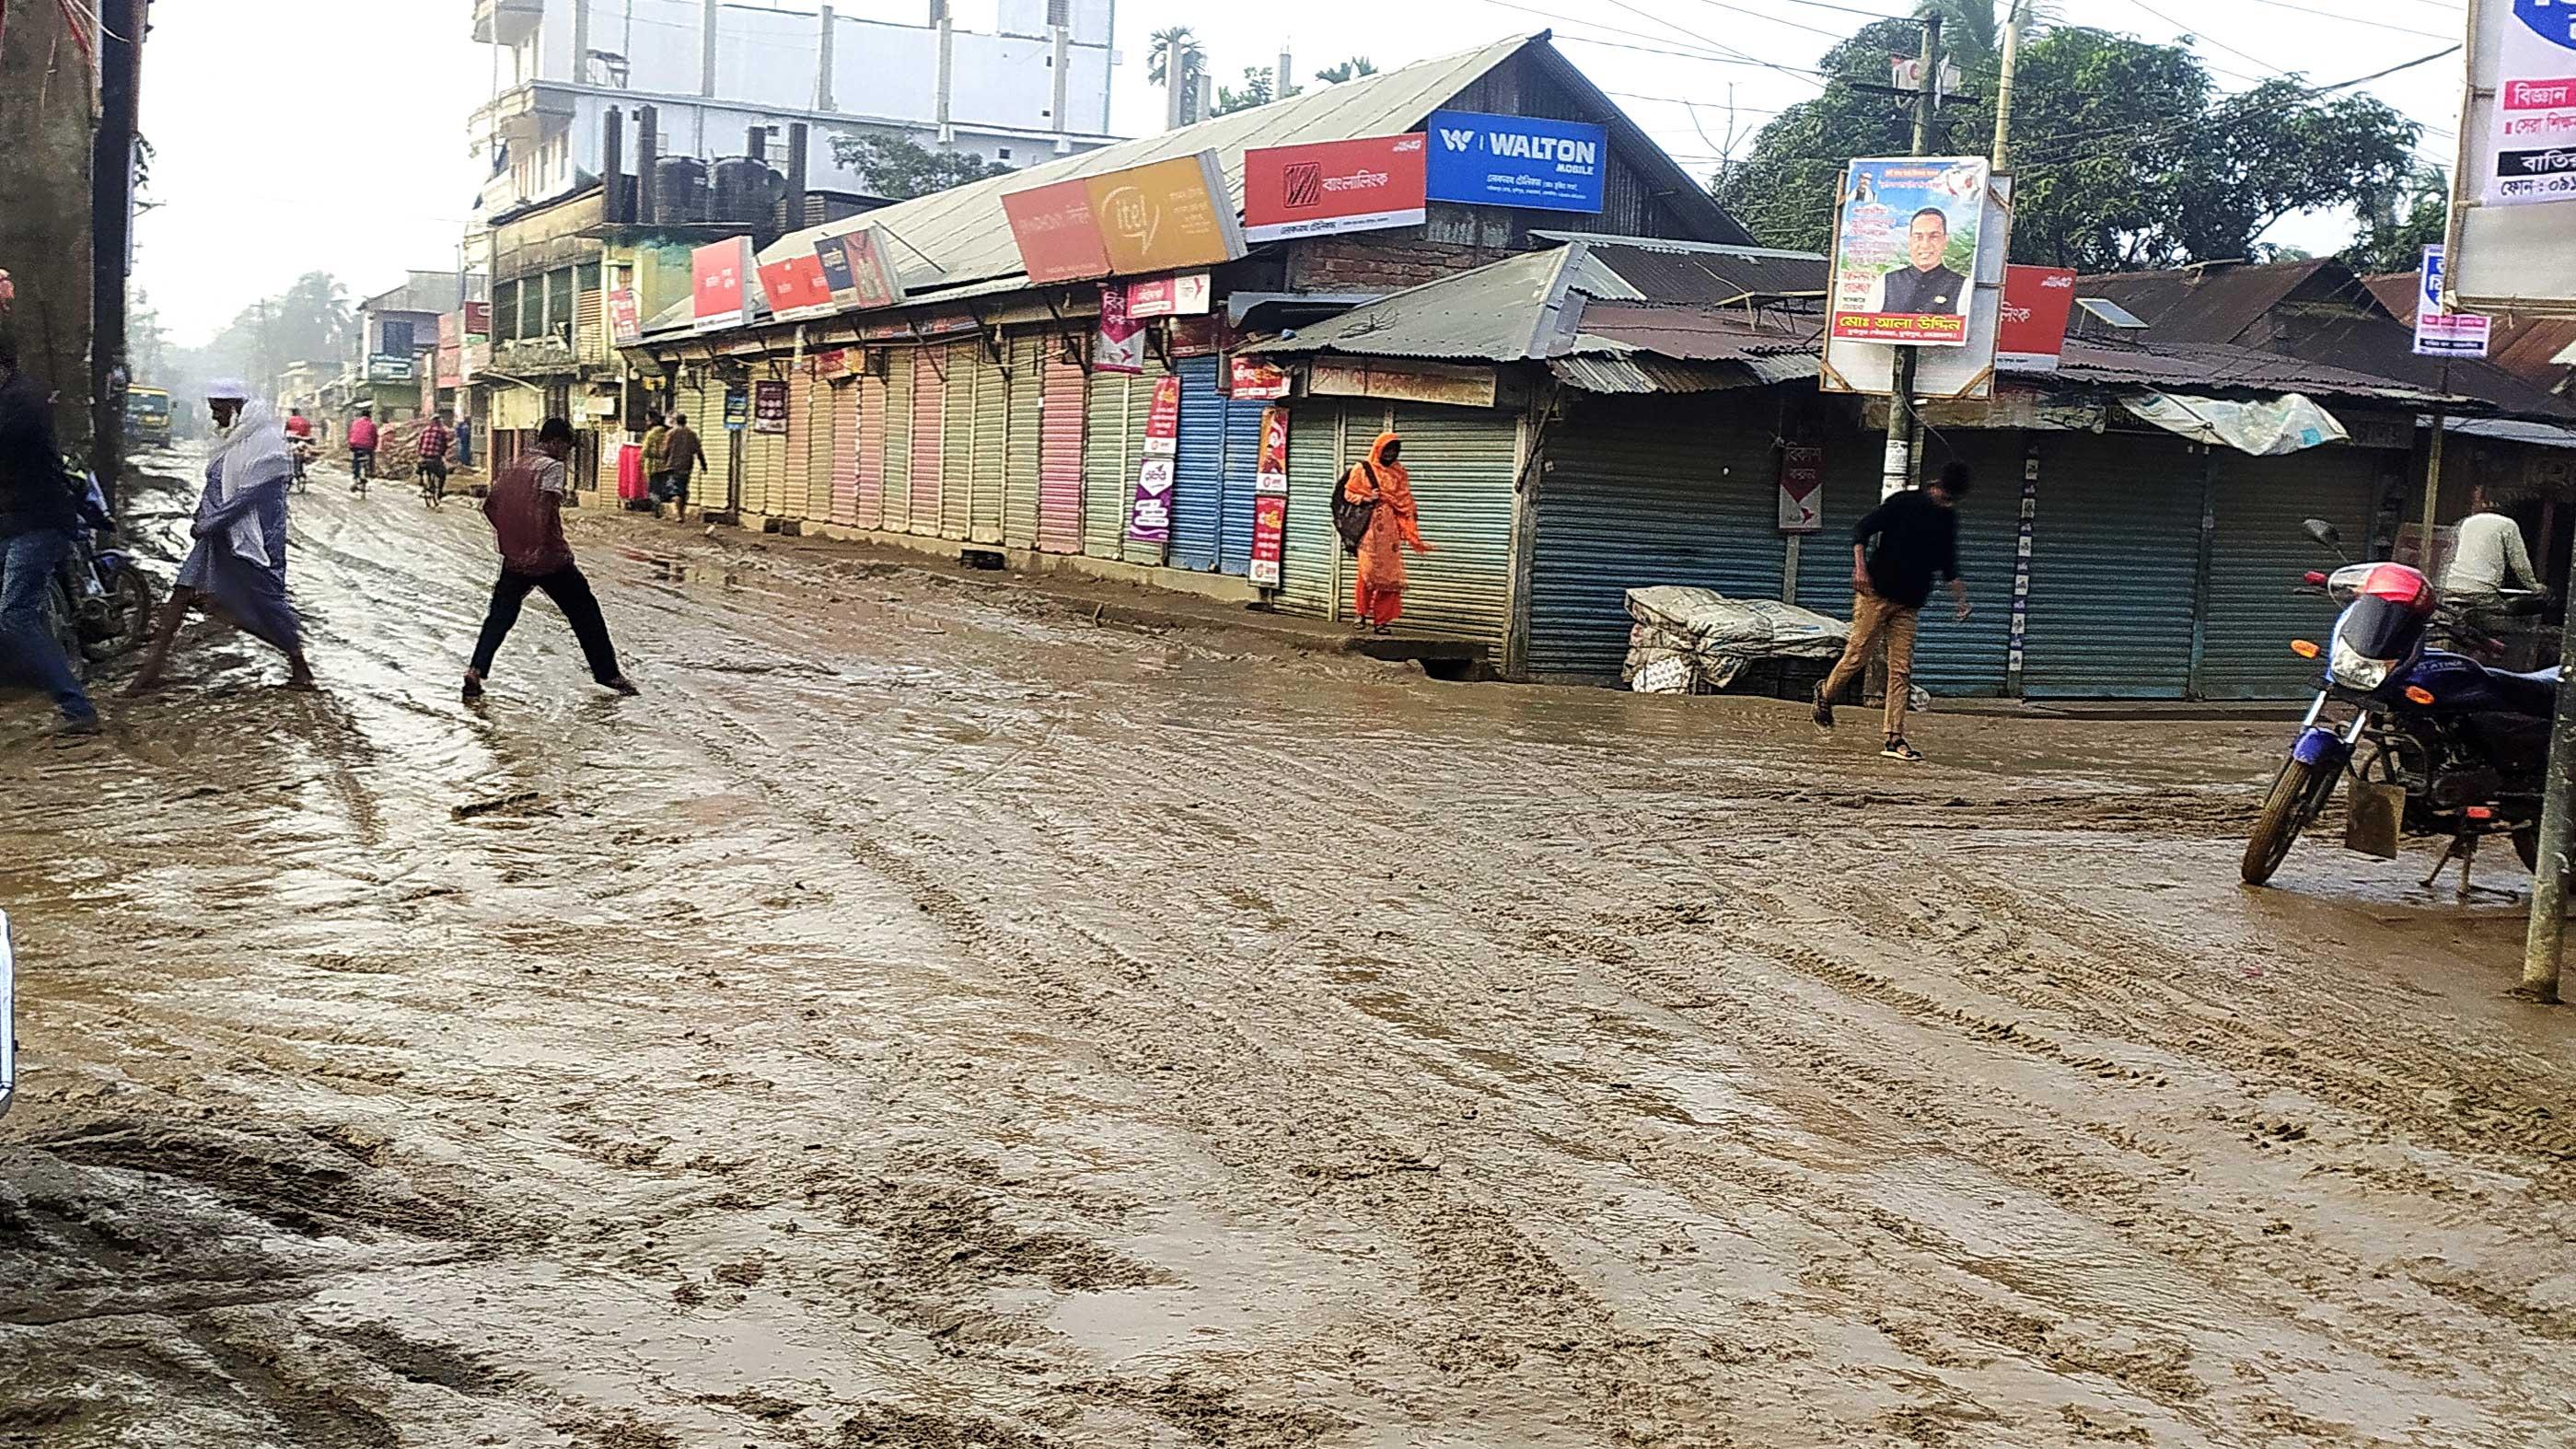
(1146, 26), (1204, 89)
(1315, 56), (1378, 86)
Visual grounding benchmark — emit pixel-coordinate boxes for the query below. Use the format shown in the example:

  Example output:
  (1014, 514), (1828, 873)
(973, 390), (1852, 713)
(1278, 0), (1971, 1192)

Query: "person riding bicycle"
(345, 408), (378, 493)
(418, 409), (455, 507)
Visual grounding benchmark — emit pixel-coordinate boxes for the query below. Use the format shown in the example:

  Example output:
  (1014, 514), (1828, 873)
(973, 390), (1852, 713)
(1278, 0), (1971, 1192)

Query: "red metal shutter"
(910, 349), (944, 536)
(857, 368), (887, 529)
(1039, 354), (1086, 554)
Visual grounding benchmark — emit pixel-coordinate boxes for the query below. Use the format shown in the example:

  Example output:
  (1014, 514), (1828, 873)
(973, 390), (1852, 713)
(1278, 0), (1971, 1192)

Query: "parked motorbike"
(2241, 518), (2560, 891)
(41, 469), (161, 674)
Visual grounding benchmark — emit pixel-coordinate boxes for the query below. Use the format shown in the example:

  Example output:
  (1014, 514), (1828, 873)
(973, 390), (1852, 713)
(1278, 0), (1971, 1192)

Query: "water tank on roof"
(654, 156), (708, 225)
(711, 157), (785, 227)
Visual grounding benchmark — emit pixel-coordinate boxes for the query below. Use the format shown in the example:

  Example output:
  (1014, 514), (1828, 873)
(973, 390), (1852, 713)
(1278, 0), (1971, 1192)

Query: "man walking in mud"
(1814, 462), (1970, 761)
(463, 417), (638, 701)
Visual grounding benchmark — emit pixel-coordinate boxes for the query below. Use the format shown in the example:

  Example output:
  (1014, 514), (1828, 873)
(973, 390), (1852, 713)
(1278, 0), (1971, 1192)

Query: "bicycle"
(419, 460), (448, 510)
(349, 449), (373, 499)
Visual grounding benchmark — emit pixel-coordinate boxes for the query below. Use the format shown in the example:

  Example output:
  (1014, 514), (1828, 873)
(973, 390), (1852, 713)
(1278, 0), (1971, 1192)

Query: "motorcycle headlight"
(2330, 635), (2393, 691)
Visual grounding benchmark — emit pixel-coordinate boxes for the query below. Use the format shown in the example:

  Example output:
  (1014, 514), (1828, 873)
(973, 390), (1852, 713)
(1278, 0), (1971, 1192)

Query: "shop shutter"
(943, 342), (975, 539)
(1280, 401), (1352, 620)
(909, 349), (944, 536)
(1039, 354), (1086, 553)
(1219, 388), (1267, 576)
(1171, 356), (1224, 571)
(855, 369), (887, 529)
(2199, 446), (2385, 699)
(1389, 403), (1521, 648)
(807, 375), (838, 523)
(1527, 401), (1781, 678)
(1004, 334), (1045, 550)
(2022, 432), (2205, 698)
(1085, 374), (1139, 559)
(1806, 434), (2025, 698)
(783, 375), (810, 520)
(881, 354), (913, 533)
(972, 342), (1009, 544)
(746, 390), (784, 518)
(830, 377), (860, 527)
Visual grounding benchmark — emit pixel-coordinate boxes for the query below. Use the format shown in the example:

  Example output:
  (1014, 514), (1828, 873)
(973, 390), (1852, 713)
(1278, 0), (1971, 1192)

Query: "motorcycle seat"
(2486, 665), (2560, 715)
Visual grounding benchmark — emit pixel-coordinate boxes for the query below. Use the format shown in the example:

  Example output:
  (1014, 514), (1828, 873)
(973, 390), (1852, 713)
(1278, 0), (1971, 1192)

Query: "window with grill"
(546, 267), (574, 334)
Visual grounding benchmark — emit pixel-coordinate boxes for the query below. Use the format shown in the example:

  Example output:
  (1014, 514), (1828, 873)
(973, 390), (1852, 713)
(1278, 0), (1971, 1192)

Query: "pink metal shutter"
(856, 370), (887, 529)
(831, 378), (860, 527)
(909, 349), (944, 535)
(1039, 354), (1086, 554)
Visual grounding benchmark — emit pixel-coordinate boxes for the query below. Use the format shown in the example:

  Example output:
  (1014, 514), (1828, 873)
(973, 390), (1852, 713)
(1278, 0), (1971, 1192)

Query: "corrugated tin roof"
(1576, 302), (1816, 361)
(756, 34), (1599, 307)
(2079, 261), (2340, 345)
(2051, 339), (2457, 403)
(2445, 416), (2576, 450)
(1548, 355), (1760, 393)
(2363, 270), (2576, 394)
(1532, 234), (1828, 303)
(1247, 243), (1634, 362)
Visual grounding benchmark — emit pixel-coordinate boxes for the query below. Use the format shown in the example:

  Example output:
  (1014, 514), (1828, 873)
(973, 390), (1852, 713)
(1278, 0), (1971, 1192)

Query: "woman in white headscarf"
(129, 379), (313, 690)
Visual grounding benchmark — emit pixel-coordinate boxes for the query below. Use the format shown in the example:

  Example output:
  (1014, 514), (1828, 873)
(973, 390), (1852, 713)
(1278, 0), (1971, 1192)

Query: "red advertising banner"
(1094, 283), (1146, 375)
(1002, 178), (1114, 284)
(607, 288), (643, 347)
(1243, 133), (1431, 244)
(692, 238), (753, 332)
(1129, 375), (1182, 545)
(1230, 354), (1290, 400)
(1777, 445), (1823, 533)
(1127, 272), (1212, 319)
(1249, 406), (1291, 587)
(1996, 264), (2077, 371)
(464, 300), (492, 337)
(758, 251), (837, 322)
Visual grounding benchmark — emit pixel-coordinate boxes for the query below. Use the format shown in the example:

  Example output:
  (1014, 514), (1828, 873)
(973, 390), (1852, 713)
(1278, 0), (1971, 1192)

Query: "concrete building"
(357, 273), (480, 423)
(470, 0), (1119, 221)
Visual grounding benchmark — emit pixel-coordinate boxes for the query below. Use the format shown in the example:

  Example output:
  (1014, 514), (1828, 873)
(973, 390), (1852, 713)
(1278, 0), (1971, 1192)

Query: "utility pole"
(1991, 1), (2024, 170)
(91, 0), (144, 511)
(1879, 11), (1943, 499)
(2525, 627), (2575, 1002)
(2421, 359), (2451, 549)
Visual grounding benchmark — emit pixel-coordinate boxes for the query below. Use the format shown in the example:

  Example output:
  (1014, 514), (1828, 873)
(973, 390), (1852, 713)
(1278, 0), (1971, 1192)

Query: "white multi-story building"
(470, 0), (1120, 215)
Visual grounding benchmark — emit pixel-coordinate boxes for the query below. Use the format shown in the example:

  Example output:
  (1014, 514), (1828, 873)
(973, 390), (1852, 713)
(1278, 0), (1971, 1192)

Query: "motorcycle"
(41, 469), (161, 675)
(2241, 518), (2560, 892)
(290, 436), (315, 493)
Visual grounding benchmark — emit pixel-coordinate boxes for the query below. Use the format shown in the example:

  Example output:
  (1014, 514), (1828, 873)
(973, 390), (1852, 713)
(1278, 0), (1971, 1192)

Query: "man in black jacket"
(1814, 462), (1971, 761)
(0, 343), (97, 731)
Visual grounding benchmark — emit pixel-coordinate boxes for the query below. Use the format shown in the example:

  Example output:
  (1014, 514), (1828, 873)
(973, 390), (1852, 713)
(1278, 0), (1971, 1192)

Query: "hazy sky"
(136, 0), (2474, 347)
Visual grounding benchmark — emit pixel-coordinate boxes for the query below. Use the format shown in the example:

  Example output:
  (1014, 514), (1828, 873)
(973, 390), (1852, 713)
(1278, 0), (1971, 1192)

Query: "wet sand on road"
(1, 448), (2570, 1448)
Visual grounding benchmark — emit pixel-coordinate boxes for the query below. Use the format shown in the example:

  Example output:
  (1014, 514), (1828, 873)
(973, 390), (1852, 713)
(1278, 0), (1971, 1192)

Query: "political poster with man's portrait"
(1827, 157), (1990, 346)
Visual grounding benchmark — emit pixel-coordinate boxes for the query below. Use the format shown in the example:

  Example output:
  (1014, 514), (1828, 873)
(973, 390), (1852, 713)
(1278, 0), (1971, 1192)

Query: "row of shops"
(600, 32), (2574, 702)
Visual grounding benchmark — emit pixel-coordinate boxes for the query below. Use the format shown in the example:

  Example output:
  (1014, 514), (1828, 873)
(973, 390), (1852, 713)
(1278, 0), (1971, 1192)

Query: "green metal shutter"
(882, 354), (914, 533)
(1280, 400), (1352, 620)
(2199, 446), (2386, 699)
(1526, 401), (1783, 679)
(944, 342), (975, 539)
(1388, 403), (1520, 649)
(2022, 433), (2205, 699)
(1004, 333), (1044, 550)
(1084, 375), (1135, 559)
(973, 344), (1009, 544)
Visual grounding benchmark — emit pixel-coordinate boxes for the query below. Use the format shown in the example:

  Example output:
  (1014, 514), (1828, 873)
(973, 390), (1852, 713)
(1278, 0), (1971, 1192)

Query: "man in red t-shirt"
(284, 409), (313, 439)
(463, 416), (636, 701)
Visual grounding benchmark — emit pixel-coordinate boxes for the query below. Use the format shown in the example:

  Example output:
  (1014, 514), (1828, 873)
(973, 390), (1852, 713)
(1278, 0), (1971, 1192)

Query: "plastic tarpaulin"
(2118, 390), (2350, 456)
(1622, 587), (1850, 692)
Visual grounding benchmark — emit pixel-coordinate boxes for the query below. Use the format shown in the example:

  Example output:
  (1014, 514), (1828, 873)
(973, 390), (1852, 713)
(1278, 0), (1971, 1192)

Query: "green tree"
(1213, 66), (1283, 117)
(1145, 26), (1204, 89)
(1714, 22), (2419, 272)
(1314, 56), (1377, 85)
(827, 133), (1013, 201)
(2343, 163), (2449, 275)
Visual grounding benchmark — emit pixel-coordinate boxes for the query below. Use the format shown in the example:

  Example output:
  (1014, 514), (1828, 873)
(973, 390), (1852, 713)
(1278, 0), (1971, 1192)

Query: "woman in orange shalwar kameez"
(1342, 432), (1431, 632)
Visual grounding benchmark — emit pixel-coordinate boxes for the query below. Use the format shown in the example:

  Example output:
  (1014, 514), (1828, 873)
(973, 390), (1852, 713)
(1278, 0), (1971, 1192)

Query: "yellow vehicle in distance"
(125, 386), (171, 446)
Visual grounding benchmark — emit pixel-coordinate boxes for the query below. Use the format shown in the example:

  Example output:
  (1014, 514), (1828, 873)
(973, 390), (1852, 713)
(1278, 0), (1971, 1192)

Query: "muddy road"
(0, 446), (2570, 1448)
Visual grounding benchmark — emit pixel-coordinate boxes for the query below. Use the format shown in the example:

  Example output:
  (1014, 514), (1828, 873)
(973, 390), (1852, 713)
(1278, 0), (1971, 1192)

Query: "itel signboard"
(1242, 133), (1430, 243)
(692, 238), (754, 332)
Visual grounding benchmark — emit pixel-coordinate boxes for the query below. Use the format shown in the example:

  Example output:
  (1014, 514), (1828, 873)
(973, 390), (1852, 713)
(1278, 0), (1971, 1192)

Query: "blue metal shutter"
(2022, 433), (2205, 699)
(1219, 388), (1267, 576)
(1279, 400), (1351, 619)
(1389, 403), (1520, 649)
(1526, 400), (1783, 679)
(2199, 446), (2387, 699)
(1908, 435), (2019, 697)
(1170, 356), (1223, 571)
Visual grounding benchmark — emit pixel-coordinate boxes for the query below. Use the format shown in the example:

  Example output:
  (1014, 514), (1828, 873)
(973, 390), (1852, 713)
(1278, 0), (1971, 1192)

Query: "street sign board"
(692, 238), (753, 332)
(2414, 246), (2493, 356)
(1425, 110), (1607, 214)
(1827, 156), (1991, 348)
(757, 250), (836, 322)
(1996, 265), (2077, 371)
(2445, 0), (2576, 313)
(1242, 133), (1429, 243)
(1821, 172), (2013, 400)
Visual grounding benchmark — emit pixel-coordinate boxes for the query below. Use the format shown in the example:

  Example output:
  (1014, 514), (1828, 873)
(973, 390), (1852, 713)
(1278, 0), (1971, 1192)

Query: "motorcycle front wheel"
(40, 578), (86, 682)
(85, 569), (159, 663)
(2243, 759), (2329, 886)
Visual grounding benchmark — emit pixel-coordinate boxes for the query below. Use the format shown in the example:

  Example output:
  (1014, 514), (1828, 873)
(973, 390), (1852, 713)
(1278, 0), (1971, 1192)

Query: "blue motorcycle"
(2242, 519), (2559, 888)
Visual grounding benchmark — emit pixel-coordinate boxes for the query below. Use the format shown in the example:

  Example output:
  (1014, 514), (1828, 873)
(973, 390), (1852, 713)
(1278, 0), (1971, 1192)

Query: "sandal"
(1881, 737), (1924, 762)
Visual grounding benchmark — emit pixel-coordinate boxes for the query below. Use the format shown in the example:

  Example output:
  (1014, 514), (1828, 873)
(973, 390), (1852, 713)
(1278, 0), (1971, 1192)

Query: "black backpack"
(1332, 461), (1379, 554)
